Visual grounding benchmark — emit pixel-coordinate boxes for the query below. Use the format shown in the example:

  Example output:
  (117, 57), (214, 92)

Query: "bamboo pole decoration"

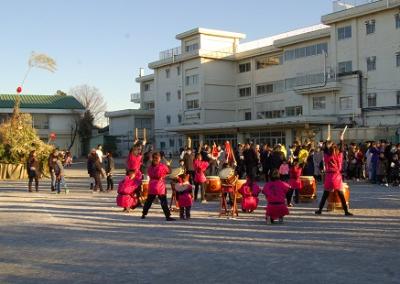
(135, 128), (138, 140)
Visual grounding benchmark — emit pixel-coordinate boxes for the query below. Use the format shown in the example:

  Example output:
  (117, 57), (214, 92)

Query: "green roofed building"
(0, 94), (85, 157)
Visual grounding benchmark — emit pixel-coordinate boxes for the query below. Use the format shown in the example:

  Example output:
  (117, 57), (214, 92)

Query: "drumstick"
(135, 128), (138, 140)
(342, 125), (348, 135)
(327, 124), (331, 140)
(188, 137), (192, 148)
(143, 128), (147, 140)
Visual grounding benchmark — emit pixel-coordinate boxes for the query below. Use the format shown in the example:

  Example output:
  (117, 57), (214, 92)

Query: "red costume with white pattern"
(238, 181), (261, 212)
(147, 163), (169, 195)
(193, 160), (209, 183)
(262, 180), (290, 220)
(116, 176), (140, 208)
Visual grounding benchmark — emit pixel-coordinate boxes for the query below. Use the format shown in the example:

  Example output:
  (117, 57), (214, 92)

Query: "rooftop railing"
(159, 46), (182, 60)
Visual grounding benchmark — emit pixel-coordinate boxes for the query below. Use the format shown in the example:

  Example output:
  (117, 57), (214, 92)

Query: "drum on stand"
(327, 182), (350, 211)
(219, 167), (236, 185)
(205, 176), (221, 201)
(299, 176), (317, 202)
(140, 179), (149, 205)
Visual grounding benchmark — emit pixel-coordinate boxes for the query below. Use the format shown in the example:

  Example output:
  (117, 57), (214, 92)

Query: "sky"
(0, 0), (340, 111)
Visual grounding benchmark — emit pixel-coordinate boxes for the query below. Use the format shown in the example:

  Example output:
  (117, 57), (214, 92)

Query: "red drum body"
(299, 176), (317, 201)
(327, 182), (350, 211)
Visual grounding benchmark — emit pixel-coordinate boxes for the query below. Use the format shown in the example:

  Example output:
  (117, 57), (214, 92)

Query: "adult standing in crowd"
(27, 150), (40, 192)
(48, 149), (57, 192)
(260, 144), (272, 181)
(182, 148), (195, 185)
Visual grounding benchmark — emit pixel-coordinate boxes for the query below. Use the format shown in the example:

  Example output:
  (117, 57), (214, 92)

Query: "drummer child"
(193, 153), (209, 203)
(175, 173), (193, 219)
(287, 159), (302, 206)
(238, 176), (261, 213)
(262, 169), (290, 224)
(116, 169), (139, 213)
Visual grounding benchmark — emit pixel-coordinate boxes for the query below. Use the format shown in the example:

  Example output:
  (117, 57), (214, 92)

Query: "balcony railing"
(159, 46), (182, 60)
(130, 93), (141, 103)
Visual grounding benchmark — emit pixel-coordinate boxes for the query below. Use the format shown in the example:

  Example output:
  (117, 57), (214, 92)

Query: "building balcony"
(130, 93), (141, 103)
(159, 46), (182, 60)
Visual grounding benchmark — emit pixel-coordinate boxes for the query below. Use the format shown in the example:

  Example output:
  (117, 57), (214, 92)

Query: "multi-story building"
(0, 94), (85, 156)
(105, 71), (154, 156)
(136, 0), (400, 153)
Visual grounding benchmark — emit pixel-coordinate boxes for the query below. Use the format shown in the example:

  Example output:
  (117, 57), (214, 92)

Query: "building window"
(186, 99), (199, 110)
(367, 56), (376, 71)
(146, 102), (154, 109)
(396, 53), (400, 67)
(395, 14), (400, 29)
(165, 68), (170, 78)
(185, 42), (199, 52)
(312, 96), (326, 110)
(238, 62), (251, 73)
(178, 114), (182, 123)
(257, 84), (274, 95)
(169, 139), (175, 147)
(284, 42), (328, 61)
(177, 90), (181, 100)
(166, 92), (171, 102)
(285, 106), (303, 117)
(365, 20), (376, 35)
(256, 55), (282, 69)
(244, 112), (252, 121)
(166, 115), (171, 124)
(238, 86), (251, 97)
(339, 97), (353, 110)
(367, 93), (377, 107)
(337, 26), (352, 40)
(144, 83), (150, 91)
(177, 66), (181, 76)
(256, 110), (284, 119)
(338, 61), (352, 73)
(185, 74), (199, 86)
(396, 91), (400, 105)
(160, 141), (166, 150)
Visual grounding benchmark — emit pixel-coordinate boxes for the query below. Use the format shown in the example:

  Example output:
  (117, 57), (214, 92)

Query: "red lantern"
(16, 86), (22, 93)
(50, 132), (56, 140)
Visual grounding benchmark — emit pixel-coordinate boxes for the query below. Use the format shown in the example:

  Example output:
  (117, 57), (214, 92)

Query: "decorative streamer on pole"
(17, 52), (57, 94)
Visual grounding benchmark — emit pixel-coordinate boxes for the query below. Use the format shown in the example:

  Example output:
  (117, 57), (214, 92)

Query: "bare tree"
(69, 84), (107, 126)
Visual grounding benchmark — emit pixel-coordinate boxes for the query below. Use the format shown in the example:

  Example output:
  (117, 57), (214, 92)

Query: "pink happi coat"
(193, 160), (209, 183)
(288, 165), (302, 189)
(175, 182), (193, 207)
(116, 176), (140, 208)
(147, 163), (169, 195)
(262, 181), (290, 220)
(126, 153), (143, 183)
(238, 181), (261, 212)
(324, 152), (343, 191)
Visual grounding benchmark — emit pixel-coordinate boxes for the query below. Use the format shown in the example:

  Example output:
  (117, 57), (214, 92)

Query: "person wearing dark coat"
(270, 146), (285, 173)
(260, 144), (272, 181)
(104, 151), (115, 191)
(243, 143), (259, 180)
(27, 150), (40, 192)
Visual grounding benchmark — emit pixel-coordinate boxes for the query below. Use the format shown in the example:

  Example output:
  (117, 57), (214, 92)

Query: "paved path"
(0, 167), (399, 283)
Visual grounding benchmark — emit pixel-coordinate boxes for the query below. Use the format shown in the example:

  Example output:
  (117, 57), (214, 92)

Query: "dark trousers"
(93, 173), (103, 191)
(286, 188), (299, 204)
(142, 194), (171, 218)
(187, 170), (195, 185)
(106, 175), (114, 190)
(194, 182), (206, 201)
(28, 177), (39, 192)
(317, 190), (349, 213)
(179, 206), (191, 219)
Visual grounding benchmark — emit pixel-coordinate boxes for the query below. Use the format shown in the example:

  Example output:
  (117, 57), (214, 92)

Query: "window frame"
(367, 56), (376, 71)
(337, 26), (352, 40)
(165, 68), (170, 78)
(238, 62), (251, 73)
(338, 61), (353, 73)
(238, 86), (251, 97)
(339, 96), (353, 110)
(365, 19), (376, 35)
(367, 93), (377, 107)
(312, 96), (326, 110)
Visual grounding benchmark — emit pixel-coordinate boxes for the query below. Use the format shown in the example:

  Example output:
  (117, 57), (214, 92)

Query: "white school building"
(131, 0), (400, 154)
